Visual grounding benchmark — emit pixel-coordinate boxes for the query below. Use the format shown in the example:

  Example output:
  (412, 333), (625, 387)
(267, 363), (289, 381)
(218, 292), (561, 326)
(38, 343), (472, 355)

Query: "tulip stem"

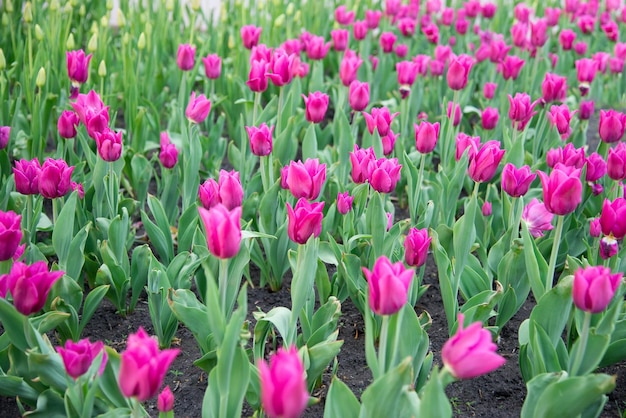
(571, 311), (592, 376)
(379, 314), (390, 375)
(545, 215), (565, 295)
(413, 153), (426, 224)
(260, 155), (269, 193)
(219, 258), (229, 318)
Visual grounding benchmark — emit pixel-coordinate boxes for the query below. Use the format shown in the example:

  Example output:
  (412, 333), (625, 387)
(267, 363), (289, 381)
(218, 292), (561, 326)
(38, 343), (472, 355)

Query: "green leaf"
(359, 358), (417, 418)
(253, 307), (292, 360)
(302, 123), (318, 160)
(51, 192), (77, 270)
(324, 378), (361, 418)
(80, 285), (110, 334)
(521, 222), (548, 299)
(418, 368), (452, 418)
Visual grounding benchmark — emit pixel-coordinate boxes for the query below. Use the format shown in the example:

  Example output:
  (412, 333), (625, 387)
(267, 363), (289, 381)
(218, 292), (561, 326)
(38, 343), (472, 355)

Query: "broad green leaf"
(324, 378), (361, 418)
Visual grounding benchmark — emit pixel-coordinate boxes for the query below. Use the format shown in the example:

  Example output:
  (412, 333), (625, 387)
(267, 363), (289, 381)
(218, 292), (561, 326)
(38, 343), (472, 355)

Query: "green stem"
(388, 308), (403, 371)
(219, 258), (229, 318)
(571, 311), (592, 376)
(252, 92), (261, 126)
(107, 161), (116, 218)
(277, 86), (285, 134)
(413, 152), (426, 224)
(545, 215), (565, 295)
(379, 314), (390, 375)
(52, 198), (60, 226)
(260, 155), (269, 193)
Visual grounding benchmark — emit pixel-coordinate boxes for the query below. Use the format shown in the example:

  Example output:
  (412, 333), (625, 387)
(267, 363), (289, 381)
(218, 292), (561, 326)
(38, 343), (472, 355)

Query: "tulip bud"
(23, 2), (33, 23)
(259, 346), (309, 418)
(106, 0), (113, 10)
(286, 3), (294, 15)
(572, 266), (622, 313)
(198, 204), (242, 259)
(1, 14), (7, 26)
(50, 0), (60, 11)
(166, 0), (174, 11)
(157, 386), (174, 413)
(336, 191), (354, 215)
(286, 198), (324, 244)
(5, 0), (14, 13)
(482, 201), (492, 216)
(79, 4), (86, 16)
(137, 32), (146, 50)
(404, 228), (431, 267)
(117, 9), (126, 27)
(274, 14), (285, 28)
(66, 33), (76, 50)
(36, 67), (46, 88)
(363, 256), (414, 315)
(34, 24), (44, 41)
(98, 60), (107, 77)
(0, 49), (5, 71)
(191, 0), (201, 11)
(88, 32), (98, 52)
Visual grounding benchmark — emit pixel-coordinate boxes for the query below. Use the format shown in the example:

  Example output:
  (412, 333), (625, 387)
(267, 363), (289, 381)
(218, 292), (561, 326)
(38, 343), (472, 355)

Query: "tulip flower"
(546, 143), (585, 169)
(331, 29), (349, 51)
(176, 43), (196, 71)
(348, 80), (370, 112)
(578, 100), (595, 120)
(481, 107), (499, 130)
(522, 198), (554, 238)
(267, 49), (297, 87)
(530, 18), (548, 47)
(607, 143), (626, 181)
(482, 201), (492, 216)
(396, 61), (419, 96)
(365, 9), (383, 28)
(609, 57), (624, 74)
(482, 2), (496, 17)
(217, 170), (243, 210)
(0, 210), (22, 261)
(352, 20), (369, 40)
(302, 92), (329, 124)
(414, 121), (440, 154)
(577, 15), (596, 34)
(66, 49), (92, 85)
(250, 44), (273, 63)
(198, 178), (219, 209)
(363, 256), (414, 315)
(13, 158), (41, 195)
(369, 157), (402, 193)
(198, 204), (242, 259)
(537, 164), (583, 215)
(447, 102), (462, 126)
(498, 55), (525, 81)
(590, 218), (602, 238)
(363, 107), (399, 137)
(286, 198), (324, 244)
(339, 53), (362, 87)
(422, 23), (440, 44)
(576, 58), (598, 95)
(335, 5), (355, 25)
(599, 198), (626, 240)
(380, 32), (397, 53)
(446, 54), (474, 91)
(95, 129), (123, 162)
(600, 237), (619, 260)
(0, 261), (64, 316)
(598, 109), (626, 143)
(157, 386), (174, 413)
(39, 158), (74, 199)
(349, 145), (376, 183)
(241, 25), (262, 49)
(306, 36), (331, 60)
(547, 104), (576, 140)
(284, 159), (326, 200)
(508, 93), (539, 131)
(483, 82), (497, 99)
(259, 346), (309, 418)
(336, 191), (354, 215)
(159, 132), (178, 169)
(57, 110), (80, 139)
(119, 327), (179, 401)
(202, 54), (222, 79)
(501, 163), (536, 198)
(442, 313), (506, 379)
(455, 133), (480, 161)
(468, 141), (505, 183)
(559, 29), (576, 50)
(574, 42), (588, 56)
(404, 228), (431, 267)
(381, 130), (398, 156)
(57, 338), (107, 379)
(70, 90), (110, 139)
(246, 59), (269, 93)
(246, 123), (274, 156)
(185, 92), (211, 124)
(584, 152), (607, 182)
(541, 73), (567, 104)
(572, 266), (622, 313)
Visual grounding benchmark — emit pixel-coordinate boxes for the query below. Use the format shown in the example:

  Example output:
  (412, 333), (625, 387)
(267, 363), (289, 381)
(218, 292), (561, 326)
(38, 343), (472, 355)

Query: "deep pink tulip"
(335, 5), (355, 25)
(481, 107), (499, 130)
(530, 18), (548, 47)
(501, 163), (536, 198)
(442, 313), (506, 379)
(13, 158), (41, 195)
(369, 157), (402, 193)
(604, 20), (620, 42)
(159, 132), (178, 169)
(281, 39), (301, 58)
(447, 102), (462, 126)
(430, 59), (445, 77)
(331, 29), (349, 51)
(404, 228), (431, 267)
(455, 17), (470, 35)
(267, 49), (297, 87)
(198, 204), (242, 259)
(246, 123), (274, 156)
(422, 23), (440, 44)
(0, 261), (63, 316)
(488, 40), (510, 64)
(440, 7), (455, 25)
(482, 2), (497, 18)
(302, 92), (329, 124)
(0, 210), (22, 262)
(353, 20), (369, 40)
(246, 59), (269, 93)
(185, 92), (211, 124)
(380, 32), (397, 53)
(396, 61), (419, 86)
(598, 109), (626, 143)
(398, 18), (416, 37)
(198, 178), (220, 209)
(119, 327), (179, 401)
(599, 198), (626, 240)
(339, 53), (363, 87)
(544, 7), (561, 26)
(446, 54), (474, 91)
(363, 256), (413, 315)
(57, 338), (107, 379)
(71, 181), (85, 199)
(414, 121), (440, 154)
(0, 126), (8, 150)
(157, 386), (174, 413)
(572, 266), (622, 313)
(455, 133), (480, 161)
(66, 50), (92, 85)
(546, 143), (585, 169)
(363, 107), (399, 137)
(537, 164), (583, 215)
(574, 41), (588, 56)
(585, 152), (607, 182)
(468, 140), (505, 183)
(286, 198), (324, 244)
(590, 218), (602, 238)
(259, 346), (309, 418)
(369, 56), (379, 71)
(202, 54), (222, 79)
(510, 22), (528, 48)
(217, 170), (243, 210)
(609, 58), (624, 74)
(57, 110), (80, 139)
(498, 55), (525, 81)
(70, 90), (110, 139)
(579, 100), (595, 120)
(306, 36), (331, 60)
(39, 158), (74, 199)
(559, 29), (576, 50)
(349, 145), (376, 184)
(482, 201), (493, 216)
(348, 80), (370, 112)
(336, 191), (354, 215)
(508, 93), (539, 131)
(250, 44), (273, 63)
(576, 58), (598, 96)
(607, 143), (626, 181)
(547, 104), (576, 140)
(483, 82), (497, 99)
(577, 15), (596, 34)
(176, 44), (196, 71)
(95, 129), (123, 162)
(381, 130), (398, 156)
(285, 159), (326, 200)
(365, 10), (383, 28)
(541, 73), (567, 104)
(241, 25), (262, 49)
(394, 44), (408, 58)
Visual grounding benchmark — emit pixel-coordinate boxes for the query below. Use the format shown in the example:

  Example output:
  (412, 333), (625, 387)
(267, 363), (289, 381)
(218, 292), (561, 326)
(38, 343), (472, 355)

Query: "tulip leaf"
(0, 374), (39, 402)
(27, 352), (67, 392)
(0, 298), (29, 351)
(418, 367), (451, 418)
(51, 192), (77, 271)
(302, 123), (318, 160)
(430, 229), (457, 333)
(521, 222), (548, 299)
(253, 306), (292, 361)
(324, 377), (361, 418)
(80, 285), (110, 335)
(129, 245), (152, 311)
(129, 153), (151, 205)
(177, 203), (199, 254)
(568, 333), (610, 376)
(366, 191), (386, 262)
(452, 194), (477, 282)
(305, 339), (343, 389)
(359, 358), (417, 418)
(168, 289), (211, 353)
(24, 388), (67, 418)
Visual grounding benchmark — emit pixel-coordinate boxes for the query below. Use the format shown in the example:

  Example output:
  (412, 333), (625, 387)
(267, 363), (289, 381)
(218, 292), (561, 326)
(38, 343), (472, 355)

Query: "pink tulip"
(335, 5), (355, 25)
(70, 90), (110, 139)
(559, 29), (576, 50)
(396, 61), (419, 86)
(446, 54), (474, 91)
(574, 41), (588, 56)
(530, 18), (548, 47)
(599, 198), (626, 240)
(369, 157), (402, 193)
(422, 23), (440, 44)
(547, 104), (576, 140)
(259, 346), (309, 418)
(337, 191), (354, 215)
(468, 140), (505, 183)
(353, 20), (369, 40)
(455, 17), (469, 35)
(369, 56), (379, 71)
(544, 7), (561, 26)
(398, 18), (416, 37)
(363, 256), (413, 315)
(577, 15), (596, 34)
(301, 91), (329, 124)
(66, 50), (92, 85)
(498, 55), (525, 81)
(447, 102), (462, 126)
(159, 132), (178, 169)
(394, 44), (408, 58)
(440, 7), (455, 25)
(119, 327), (179, 401)
(482, 201), (492, 216)
(481, 107), (499, 130)
(246, 123), (274, 156)
(306, 36), (331, 60)
(609, 57), (624, 74)
(241, 25), (262, 49)
(57, 338), (107, 379)
(537, 164), (583, 215)
(363, 107), (399, 137)
(576, 58), (598, 96)
(246, 59), (269, 93)
(508, 93), (538, 131)
(381, 130), (398, 156)
(218, 170), (243, 210)
(176, 44), (196, 71)
(331, 29), (349, 51)
(442, 313), (506, 379)
(339, 53), (363, 87)
(455, 133), (481, 161)
(284, 159), (326, 200)
(185, 92), (211, 124)
(482, 2), (497, 18)
(349, 145), (376, 184)
(541, 73), (567, 104)
(286, 198), (324, 244)
(546, 143), (585, 169)
(198, 204), (242, 259)
(584, 152), (607, 182)
(488, 40), (510, 64)
(572, 266), (622, 313)
(365, 10), (383, 28)
(57, 110), (80, 139)
(483, 82), (497, 99)
(501, 163), (536, 198)
(39, 158), (74, 199)
(13, 159), (41, 195)
(510, 22), (528, 48)
(267, 49), (297, 87)
(598, 109), (626, 143)
(578, 100), (595, 120)
(414, 121), (440, 154)
(95, 129), (123, 162)
(380, 32), (397, 53)
(404, 228), (431, 267)
(590, 218), (602, 238)
(348, 80), (370, 112)
(0, 210), (22, 261)
(157, 386), (174, 413)
(0, 261), (64, 316)
(202, 54), (222, 79)
(198, 178), (219, 209)
(607, 143), (626, 181)
(250, 44), (273, 63)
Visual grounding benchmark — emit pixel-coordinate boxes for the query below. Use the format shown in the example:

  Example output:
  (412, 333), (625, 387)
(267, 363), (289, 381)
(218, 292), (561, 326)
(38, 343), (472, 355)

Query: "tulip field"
(2, 0), (626, 416)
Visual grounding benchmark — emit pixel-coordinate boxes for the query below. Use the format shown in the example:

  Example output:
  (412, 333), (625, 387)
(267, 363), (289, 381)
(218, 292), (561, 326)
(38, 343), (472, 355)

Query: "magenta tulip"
(217, 170), (243, 210)
(598, 109), (626, 143)
(599, 198), (626, 240)
(481, 107), (499, 130)
(70, 90), (110, 139)
(0, 210), (22, 261)
(66, 50), (92, 85)
(185, 92), (211, 124)
(404, 228), (431, 267)
(508, 93), (539, 131)
(202, 54), (222, 79)
(176, 43), (196, 71)
(522, 198), (554, 238)
(246, 123), (274, 156)
(302, 92), (329, 124)
(572, 266), (622, 313)
(380, 31), (397, 53)
(349, 145), (376, 184)
(306, 36), (331, 60)
(159, 132), (178, 169)
(363, 107), (399, 137)
(267, 49), (297, 87)
(369, 157), (402, 193)
(57, 110), (80, 139)
(414, 121), (440, 154)
(363, 256), (414, 315)
(95, 129), (123, 162)
(57, 338), (107, 379)
(286, 198), (324, 244)
(13, 158), (41, 195)
(247, 59), (269, 93)
(284, 159), (326, 200)
(547, 104), (576, 140)
(331, 29), (349, 51)
(259, 346), (309, 418)
(501, 163), (536, 198)
(537, 164), (583, 215)
(585, 152), (607, 182)
(198, 204), (241, 259)
(241, 25), (262, 49)
(446, 54), (474, 91)
(607, 143), (626, 181)
(0, 261), (64, 316)
(468, 140), (505, 183)
(348, 80), (370, 112)
(157, 386), (174, 413)
(336, 191), (354, 215)
(39, 158), (74, 199)
(541, 73), (567, 104)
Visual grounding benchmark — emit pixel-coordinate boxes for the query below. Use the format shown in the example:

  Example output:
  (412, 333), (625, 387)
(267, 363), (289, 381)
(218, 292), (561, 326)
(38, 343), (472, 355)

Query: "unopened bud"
(36, 67), (46, 87)
(106, 0), (113, 10)
(117, 9), (126, 27)
(0, 49), (6, 70)
(23, 2), (33, 23)
(2, 14), (8, 26)
(145, 22), (152, 37)
(90, 21), (98, 33)
(286, 3), (294, 15)
(294, 10), (301, 23)
(50, 0), (60, 11)
(66, 33), (75, 50)
(70, 0), (78, 6)
(220, 4), (227, 22)
(137, 32), (146, 50)
(122, 32), (130, 45)
(87, 32), (98, 52)
(98, 60), (107, 77)
(5, 0), (14, 13)
(191, 0), (201, 11)
(228, 34), (235, 49)
(63, 2), (72, 13)
(79, 4), (86, 17)
(166, 0), (174, 11)
(34, 24), (44, 40)
(274, 14), (285, 27)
